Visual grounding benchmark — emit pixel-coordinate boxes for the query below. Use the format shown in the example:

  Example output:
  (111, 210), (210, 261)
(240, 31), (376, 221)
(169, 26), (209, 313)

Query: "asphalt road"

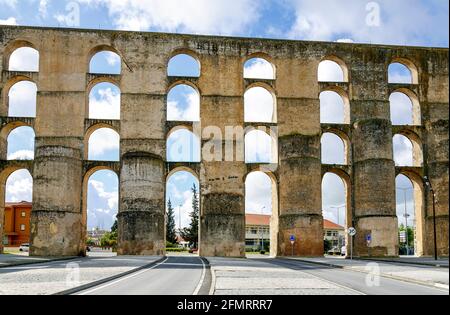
(262, 258), (449, 295)
(75, 256), (206, 295)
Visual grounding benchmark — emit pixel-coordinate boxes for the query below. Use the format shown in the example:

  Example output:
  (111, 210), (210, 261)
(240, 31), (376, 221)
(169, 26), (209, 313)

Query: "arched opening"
(390, 90), (421, 126)
(167, 128), (201, 162)
(168, 53), (200, 77)
(88, 82), (121, 120)
(321, 132), (347, 165)
(244, 57), (275, 80)
(320, 90), (350, 124)
(393, 134), (423, 167)
(7, 126), (35, 161)
(166, 169), (200, 253)
(245, 130), (275, 164)
(396, 173), (425, 256)
(84, 169), (119, 255)
(9, 47), (39, 72)
(245, 171), (278, 257)
(87, 128), (120, 161)
(318, 58), (348, 82)
(322, 172), (350, 257)
(167, 84), (200, 122)
(244, 86), (276, 123)
(89, 51), (121, 74)
(2, 169), (33, 251)
(388, 60), (418, 84)
(8, 80), (37, 118)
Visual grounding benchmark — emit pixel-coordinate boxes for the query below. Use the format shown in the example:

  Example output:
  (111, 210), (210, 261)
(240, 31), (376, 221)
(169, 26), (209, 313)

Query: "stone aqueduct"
(0, 25), (448, 258)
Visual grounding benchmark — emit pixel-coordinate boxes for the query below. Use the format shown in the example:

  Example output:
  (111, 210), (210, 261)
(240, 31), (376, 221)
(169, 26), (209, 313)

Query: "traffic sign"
(290, 235), (296, 244)
(348, 227), (357, 237)
(366, 234), (372, 242)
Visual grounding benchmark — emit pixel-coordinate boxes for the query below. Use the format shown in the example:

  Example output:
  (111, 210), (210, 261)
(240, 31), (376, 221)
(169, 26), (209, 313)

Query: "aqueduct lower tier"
(0, 25), (448, 258)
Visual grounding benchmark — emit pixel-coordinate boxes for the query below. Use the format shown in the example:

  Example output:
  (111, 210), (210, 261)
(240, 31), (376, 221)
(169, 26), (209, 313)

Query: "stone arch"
(87, 80), (121, 120)
(395, 171), (425, 256)
(166, 82), (201, 122)
(318, 55), (349, 82)
(2, 76), (37, 118)
(243, 53), (276, 80)
(393, 133), (423, 167)
(88, 45), (122, 74)
(321, 131), (349, 165)
(166, 126), (201, 163)
(390, 88), (421, 126)
(85, 125), (120, 161)
(245, 128), (277, 164)
(167, 49), (201, 77)
(244, 83), (277, 123)
(389, 57), (419, 84)
(244, 170), (279, 257)
(322, 170), (352, 256)
(320, 87), (351, 124)
(4, 40), (39, 72)
(5, 125), (35, 161)
(81, 166), (119, 256)
(0, 120), (33, 160)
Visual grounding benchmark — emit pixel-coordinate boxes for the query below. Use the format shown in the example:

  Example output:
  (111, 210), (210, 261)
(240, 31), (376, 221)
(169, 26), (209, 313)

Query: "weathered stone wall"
(0, 25), (448, 257)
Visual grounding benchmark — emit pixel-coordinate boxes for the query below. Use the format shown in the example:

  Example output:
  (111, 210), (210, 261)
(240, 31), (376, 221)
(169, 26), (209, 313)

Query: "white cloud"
(8, 47), (39, 72)
(77, 0), (262, 34)
(318, 60), (344, 82)
(0, 0), (17, 9)
(390, 92), (413, 125)
(393, 135), (413, 166)
(321, 133), (345, 165)
(88, 128), (120, 160)
(245, 172), (272, 215)
(5, 170), (33, 203)
(167, 91), (200, 121)
(244, 87), (275, 123)
(245, 130), (272, 163)
(0, 17), (18, 25)
(320, 91), (345, 124)
(89, 179), (119, 210)
(89, 86), (121, 119)
(8, 81), (37, 117)
(286, 0), (448, 46)
(39, 0), (49, 18)
(244, 59), (275, 80)
(7, 150), (34, 161)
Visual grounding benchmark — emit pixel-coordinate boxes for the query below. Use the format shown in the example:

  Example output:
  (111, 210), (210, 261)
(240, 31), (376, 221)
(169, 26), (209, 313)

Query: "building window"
(21, 212), (26, 217)
(20, 224), (26, 231)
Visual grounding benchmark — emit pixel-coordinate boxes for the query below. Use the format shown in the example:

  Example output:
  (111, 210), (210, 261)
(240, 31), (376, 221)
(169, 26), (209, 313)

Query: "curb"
(356, 258), (449, 269)
(196, 257), (213, 296)
(53, 256), (167, 295)
(284, 257), (449, 291)
(0, 256), (78, 269)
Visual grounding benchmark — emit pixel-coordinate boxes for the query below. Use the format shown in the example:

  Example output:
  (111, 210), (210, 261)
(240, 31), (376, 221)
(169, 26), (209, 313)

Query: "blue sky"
(2, 0), (448, 232)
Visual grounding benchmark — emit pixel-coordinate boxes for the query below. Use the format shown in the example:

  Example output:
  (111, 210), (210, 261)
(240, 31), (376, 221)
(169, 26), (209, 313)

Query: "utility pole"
(397, 187), (412, 256)
(260, 206), (266, 252)
(330, 205), (345, 249)
(424, 177), (438, 261)
(178, 204), (182, 234)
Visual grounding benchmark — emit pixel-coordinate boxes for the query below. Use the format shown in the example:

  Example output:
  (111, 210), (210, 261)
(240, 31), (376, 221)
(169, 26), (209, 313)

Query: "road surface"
(75, 256), (206, 295)
(262, 258), (448, 295)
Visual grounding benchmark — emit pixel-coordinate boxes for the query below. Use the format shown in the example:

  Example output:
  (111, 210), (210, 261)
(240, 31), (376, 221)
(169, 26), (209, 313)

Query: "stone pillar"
(30, 137), (85, 256)
(423, 52), (449, 257)
(277, 113), (324, 257)
(351, 56), (398, 257)
(117, 151), (165, 255)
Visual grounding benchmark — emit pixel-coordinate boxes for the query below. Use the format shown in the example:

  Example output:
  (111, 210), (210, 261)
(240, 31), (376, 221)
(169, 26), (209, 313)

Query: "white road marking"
(193, 258), (206, 296)
(77, 257), (169, 295)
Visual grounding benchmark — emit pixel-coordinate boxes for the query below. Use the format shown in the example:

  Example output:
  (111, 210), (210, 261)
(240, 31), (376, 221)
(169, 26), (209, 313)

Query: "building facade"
(2, 201), (32, 246)
(245, 214), (270, 251)
(323, 219), (345, 249)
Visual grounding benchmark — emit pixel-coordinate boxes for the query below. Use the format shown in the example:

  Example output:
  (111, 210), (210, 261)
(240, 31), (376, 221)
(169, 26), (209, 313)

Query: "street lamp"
(397, 186), (412, 256)
(330, 205), (346, 249)
(424, 176), (438, 261)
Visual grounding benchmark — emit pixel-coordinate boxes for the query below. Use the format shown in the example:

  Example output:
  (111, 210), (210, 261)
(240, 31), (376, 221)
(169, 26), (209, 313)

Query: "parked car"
(19, 243), (30, 252)
(327, 246), (341, 256)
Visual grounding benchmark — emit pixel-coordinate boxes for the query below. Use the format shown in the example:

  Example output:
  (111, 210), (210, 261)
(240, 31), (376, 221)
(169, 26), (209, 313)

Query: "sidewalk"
(286, 256), (449, 289)
(0, 254), (163, 295)
(360, 256), (449, 268)
(0, 253), (77, 268)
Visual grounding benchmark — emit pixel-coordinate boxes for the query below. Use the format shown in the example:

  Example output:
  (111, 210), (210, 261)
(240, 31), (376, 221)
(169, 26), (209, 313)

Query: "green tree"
(111, 219), (118, 234)
(180, 184), (199, 248)
(166, 199), (178, 244)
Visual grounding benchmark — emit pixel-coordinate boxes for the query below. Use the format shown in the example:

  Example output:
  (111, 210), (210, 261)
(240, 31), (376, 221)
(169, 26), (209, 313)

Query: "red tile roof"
(324, 219), (344, 230)
(245, 214), (271, 226)
(5, 201), (32, 208)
